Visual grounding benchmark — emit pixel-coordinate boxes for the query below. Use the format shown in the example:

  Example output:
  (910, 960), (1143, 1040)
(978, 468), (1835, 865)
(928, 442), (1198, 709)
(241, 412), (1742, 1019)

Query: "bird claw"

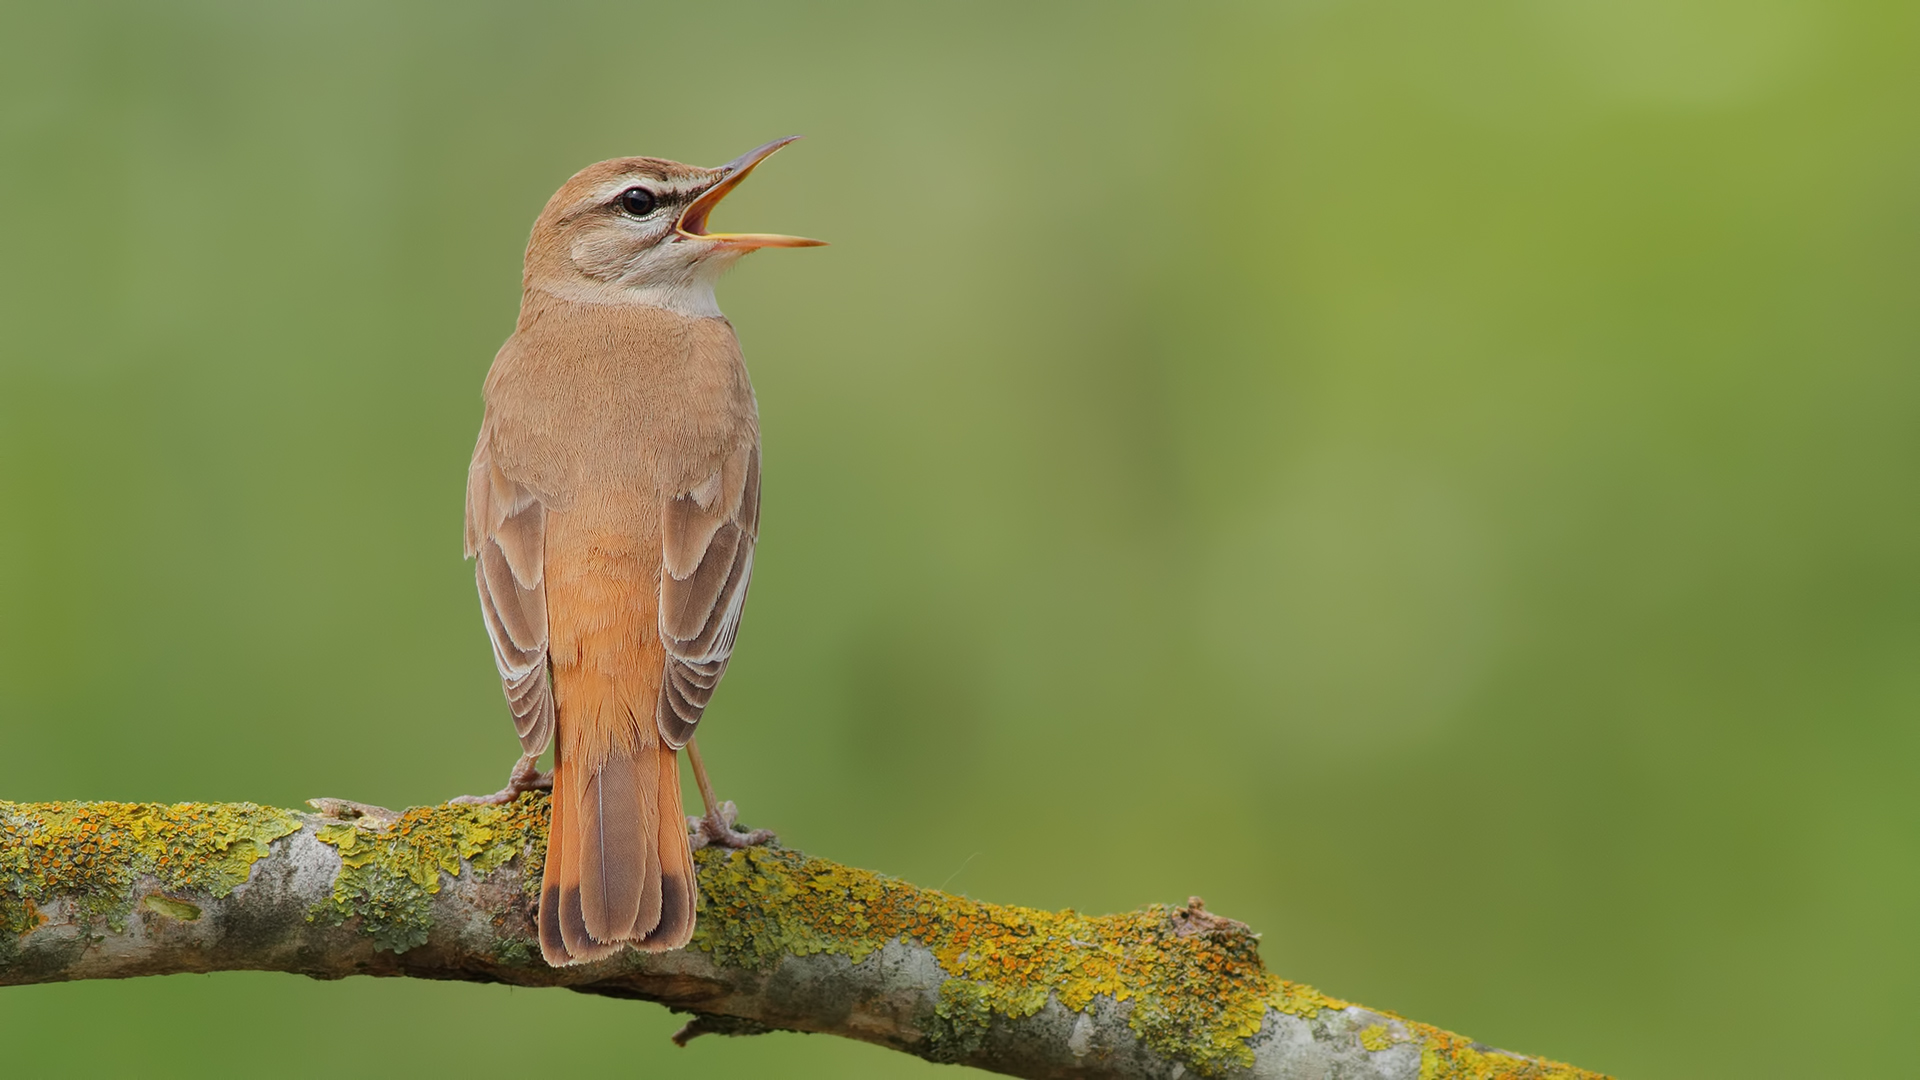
(449, 754), (552, 806)
(687, 800), (775, 851)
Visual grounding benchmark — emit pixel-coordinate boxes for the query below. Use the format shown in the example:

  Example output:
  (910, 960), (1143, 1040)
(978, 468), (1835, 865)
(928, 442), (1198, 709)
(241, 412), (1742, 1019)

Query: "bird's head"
(522, 136), (824, 315)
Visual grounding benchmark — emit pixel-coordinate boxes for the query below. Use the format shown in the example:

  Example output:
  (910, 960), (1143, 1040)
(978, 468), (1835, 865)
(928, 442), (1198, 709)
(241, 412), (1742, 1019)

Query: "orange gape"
(455, 140), (822, 965)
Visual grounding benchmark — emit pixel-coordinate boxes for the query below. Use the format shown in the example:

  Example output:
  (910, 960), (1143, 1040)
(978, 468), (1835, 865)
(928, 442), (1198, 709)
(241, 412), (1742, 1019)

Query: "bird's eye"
(616, 187), (658, 217)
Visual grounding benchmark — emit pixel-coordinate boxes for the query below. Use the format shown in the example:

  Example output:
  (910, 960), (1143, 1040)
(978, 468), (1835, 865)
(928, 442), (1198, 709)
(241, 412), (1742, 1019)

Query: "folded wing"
(656, 440), (759, 747)
(466, 429), (554, 757)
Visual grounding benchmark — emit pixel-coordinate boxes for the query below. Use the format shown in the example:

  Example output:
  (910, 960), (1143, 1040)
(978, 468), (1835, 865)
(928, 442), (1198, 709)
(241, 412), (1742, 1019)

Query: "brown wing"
(466, 428), (554, 757)
(656, 440), (759, 747)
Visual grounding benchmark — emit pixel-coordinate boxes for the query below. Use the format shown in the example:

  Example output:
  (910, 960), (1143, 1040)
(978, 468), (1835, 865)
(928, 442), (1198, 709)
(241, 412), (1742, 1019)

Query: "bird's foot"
(449, 753), (552, 806)
(687, 800), (775, 851)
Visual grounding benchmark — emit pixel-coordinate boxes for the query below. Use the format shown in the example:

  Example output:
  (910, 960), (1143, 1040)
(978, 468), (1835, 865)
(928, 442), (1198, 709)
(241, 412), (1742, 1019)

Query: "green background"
(2, 1), (1915, 1076)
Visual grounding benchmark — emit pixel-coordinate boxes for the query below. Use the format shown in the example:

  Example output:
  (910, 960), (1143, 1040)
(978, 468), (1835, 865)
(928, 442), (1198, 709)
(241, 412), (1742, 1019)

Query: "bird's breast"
(483, 297), (758, 508)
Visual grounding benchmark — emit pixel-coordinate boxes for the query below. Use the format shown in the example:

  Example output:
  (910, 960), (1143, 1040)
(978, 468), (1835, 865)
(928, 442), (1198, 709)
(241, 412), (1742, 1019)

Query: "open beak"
(675, 136), (827, 249)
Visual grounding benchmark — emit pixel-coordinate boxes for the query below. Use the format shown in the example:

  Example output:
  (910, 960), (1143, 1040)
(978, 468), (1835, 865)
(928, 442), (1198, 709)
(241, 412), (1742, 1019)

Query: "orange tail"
(539, 741), (696, 965)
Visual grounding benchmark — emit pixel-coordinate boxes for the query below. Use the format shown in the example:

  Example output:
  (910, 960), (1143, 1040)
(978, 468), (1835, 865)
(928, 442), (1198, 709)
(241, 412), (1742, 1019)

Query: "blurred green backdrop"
(2, 1), (1916, 1076)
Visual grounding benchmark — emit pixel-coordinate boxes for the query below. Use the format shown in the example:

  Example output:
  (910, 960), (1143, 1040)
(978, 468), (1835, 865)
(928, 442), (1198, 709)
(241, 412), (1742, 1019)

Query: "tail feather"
(538, 735), (695, 964)
(538, 832), (566, 965)
(635, 811), (664, 942)
(541, 763), (620, 965)
(578, 751), (654, 942)
(642, 743), (697, 949)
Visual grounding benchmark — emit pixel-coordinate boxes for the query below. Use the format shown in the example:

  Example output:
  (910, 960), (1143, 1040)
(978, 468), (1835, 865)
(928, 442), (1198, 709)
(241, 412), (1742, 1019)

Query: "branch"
(1, 797), (1606, 1079)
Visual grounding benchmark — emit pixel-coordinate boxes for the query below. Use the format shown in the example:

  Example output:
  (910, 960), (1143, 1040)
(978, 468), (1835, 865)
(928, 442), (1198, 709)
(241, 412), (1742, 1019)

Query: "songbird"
(453, 138), (823, 965)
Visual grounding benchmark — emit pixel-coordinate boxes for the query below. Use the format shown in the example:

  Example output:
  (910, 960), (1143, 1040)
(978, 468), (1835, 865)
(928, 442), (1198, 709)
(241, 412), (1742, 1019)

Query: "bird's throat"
(531, 272), (726, 319)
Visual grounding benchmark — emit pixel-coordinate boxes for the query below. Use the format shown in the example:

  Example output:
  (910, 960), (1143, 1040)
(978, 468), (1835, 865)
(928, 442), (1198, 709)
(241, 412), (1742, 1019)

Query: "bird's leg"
(449, 751), (552, 806)
(685, 737), (775, 850)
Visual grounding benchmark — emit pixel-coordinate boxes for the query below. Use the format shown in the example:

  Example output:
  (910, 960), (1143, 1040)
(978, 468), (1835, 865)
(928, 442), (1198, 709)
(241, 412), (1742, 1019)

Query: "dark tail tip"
(539, 881), (569, 965)
(641, 870), (696, 950)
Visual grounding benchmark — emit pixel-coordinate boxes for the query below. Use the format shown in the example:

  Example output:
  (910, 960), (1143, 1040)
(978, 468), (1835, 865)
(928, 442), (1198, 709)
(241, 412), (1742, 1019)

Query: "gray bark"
(0, 798), (1603, 1080)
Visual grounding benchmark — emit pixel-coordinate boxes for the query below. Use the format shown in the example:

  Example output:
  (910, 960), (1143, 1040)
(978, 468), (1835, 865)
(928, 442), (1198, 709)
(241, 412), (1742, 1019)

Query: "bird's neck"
(524, 270), (726, 320)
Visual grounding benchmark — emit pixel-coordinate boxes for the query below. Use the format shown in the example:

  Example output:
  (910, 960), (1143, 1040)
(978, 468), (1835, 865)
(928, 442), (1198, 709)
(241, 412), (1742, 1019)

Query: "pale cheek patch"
(571, 224), (653, 280)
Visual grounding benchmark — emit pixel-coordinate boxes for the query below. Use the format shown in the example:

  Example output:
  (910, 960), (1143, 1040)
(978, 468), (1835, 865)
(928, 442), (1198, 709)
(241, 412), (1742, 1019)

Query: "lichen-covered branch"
(0, 797), (1606, 1080)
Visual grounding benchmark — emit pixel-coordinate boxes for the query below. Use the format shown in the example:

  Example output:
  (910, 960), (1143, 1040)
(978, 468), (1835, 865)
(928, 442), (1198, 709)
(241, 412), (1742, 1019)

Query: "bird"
(451, 137), (823, 965)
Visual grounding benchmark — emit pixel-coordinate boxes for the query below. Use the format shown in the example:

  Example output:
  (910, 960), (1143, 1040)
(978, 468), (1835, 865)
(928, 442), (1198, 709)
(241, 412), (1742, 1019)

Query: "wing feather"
(655, 442), (759, 747)
(468, 428), (554, 757)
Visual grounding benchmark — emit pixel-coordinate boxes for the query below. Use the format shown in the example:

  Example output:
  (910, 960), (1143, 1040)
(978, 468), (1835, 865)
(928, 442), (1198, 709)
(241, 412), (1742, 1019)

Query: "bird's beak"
(676, 136), (827, 249)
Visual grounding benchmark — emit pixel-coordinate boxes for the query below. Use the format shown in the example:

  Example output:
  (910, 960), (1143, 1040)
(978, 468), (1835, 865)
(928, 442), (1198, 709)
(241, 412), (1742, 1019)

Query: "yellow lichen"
(690, 843), (1324, 1076)
(1360, 1022), (1396, 1051)
(0, 801), (299, 945)
(1416, 1024), (1604, 1079)
(687, 844), (1610, 1078)
(3, 797), (1611, 1080)
(309, 795), (547, 953)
